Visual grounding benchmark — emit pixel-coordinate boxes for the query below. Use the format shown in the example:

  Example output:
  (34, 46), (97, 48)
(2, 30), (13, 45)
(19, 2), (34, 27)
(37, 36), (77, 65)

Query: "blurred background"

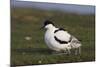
(11, 0), (95, 66)
(11, 0), (95, 14)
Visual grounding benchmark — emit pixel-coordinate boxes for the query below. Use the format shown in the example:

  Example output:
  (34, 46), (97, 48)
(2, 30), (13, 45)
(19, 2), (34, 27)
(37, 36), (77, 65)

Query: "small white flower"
(25, 36), (32, 40)
(38, 60), (42, 64)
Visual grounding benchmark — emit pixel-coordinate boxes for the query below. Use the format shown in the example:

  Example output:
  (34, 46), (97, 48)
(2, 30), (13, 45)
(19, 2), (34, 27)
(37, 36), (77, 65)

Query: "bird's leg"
(75, 47), (81, 55)
(78, 47), (81, 55)
(62, 49), (68, 54)
(67, 49), (71, 55)
(64, 50), (68, 54)
(75, 48), (78, 55)
(63, 49), (71, 55)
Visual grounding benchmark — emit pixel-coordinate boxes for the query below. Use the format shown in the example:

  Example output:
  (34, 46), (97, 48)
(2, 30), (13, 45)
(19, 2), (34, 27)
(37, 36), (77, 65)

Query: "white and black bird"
(42, 20), (82, 55)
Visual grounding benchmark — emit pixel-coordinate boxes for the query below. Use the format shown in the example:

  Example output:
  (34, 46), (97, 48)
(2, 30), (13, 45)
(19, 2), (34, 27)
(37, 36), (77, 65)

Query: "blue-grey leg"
(67, 49), (71, 55)
(75, 48), (78, 55)
(75, 47), (81, 55)
(79, 46), (81, 55)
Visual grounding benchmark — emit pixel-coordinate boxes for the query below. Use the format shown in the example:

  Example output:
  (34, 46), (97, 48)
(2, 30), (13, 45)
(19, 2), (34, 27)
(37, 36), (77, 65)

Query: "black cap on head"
(44, 20), (54, 27)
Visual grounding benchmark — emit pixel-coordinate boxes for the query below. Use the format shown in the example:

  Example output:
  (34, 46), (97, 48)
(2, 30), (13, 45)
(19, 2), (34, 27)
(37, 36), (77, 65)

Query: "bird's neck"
(46, 26), (57, 33)
(48, 26), (57, 30)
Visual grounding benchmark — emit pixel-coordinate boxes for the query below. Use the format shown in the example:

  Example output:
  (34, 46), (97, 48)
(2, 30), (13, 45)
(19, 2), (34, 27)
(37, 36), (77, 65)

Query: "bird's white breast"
(44, 28), (56, 50)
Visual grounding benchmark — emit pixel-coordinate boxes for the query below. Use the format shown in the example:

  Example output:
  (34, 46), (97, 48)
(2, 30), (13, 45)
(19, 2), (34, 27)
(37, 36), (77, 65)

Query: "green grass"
(11, 7), (95, 66)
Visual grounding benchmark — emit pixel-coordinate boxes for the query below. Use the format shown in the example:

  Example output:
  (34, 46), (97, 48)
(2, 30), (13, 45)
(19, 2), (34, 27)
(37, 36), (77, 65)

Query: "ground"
(11, 7), (95, 66)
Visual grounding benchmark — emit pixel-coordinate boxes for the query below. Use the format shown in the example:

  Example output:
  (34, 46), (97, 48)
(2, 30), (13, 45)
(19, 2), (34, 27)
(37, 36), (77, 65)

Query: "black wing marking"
(54, 36), (72, 44)
(54, 28), (66, 33)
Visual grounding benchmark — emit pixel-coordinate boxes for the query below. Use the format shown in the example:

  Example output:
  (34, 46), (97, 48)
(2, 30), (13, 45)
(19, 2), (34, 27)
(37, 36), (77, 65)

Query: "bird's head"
(42, 20), (55, 30)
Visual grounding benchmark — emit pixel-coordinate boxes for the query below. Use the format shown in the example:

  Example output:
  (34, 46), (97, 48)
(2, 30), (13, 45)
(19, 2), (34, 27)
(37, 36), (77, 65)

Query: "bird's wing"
(70, 36), (82, 48)
(54, 30), (71, 42)
(71, 36), (81, 44)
